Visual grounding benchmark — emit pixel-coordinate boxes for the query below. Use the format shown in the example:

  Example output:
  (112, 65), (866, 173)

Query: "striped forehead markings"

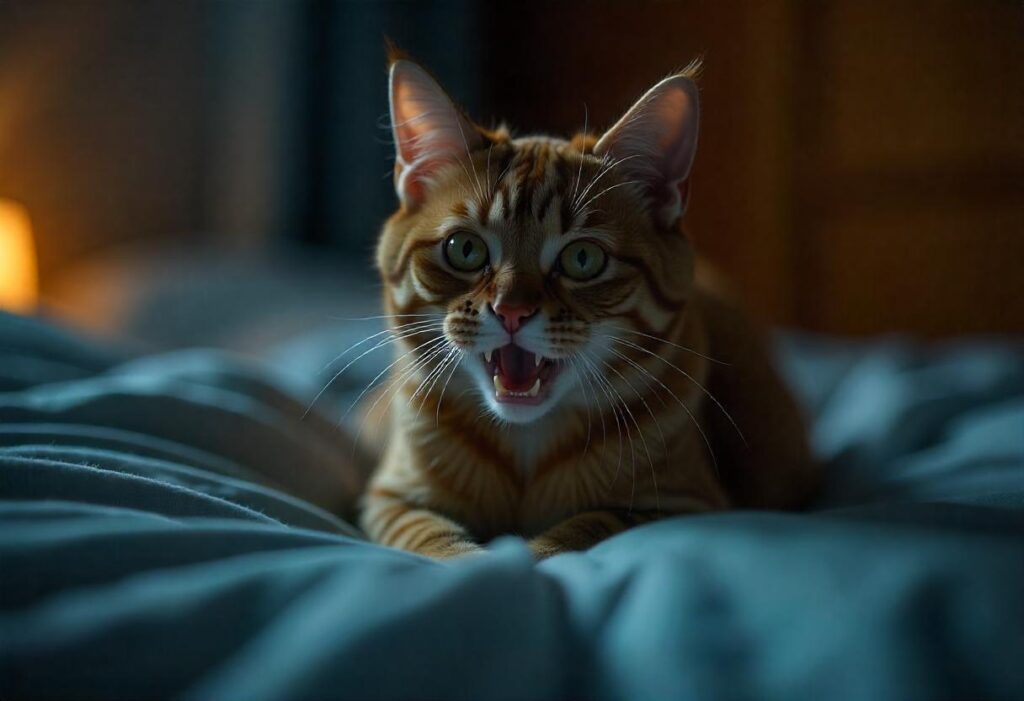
(445, 139), (611, 249)
(476, 141), (575, 231)
(487, 189), (507, 229)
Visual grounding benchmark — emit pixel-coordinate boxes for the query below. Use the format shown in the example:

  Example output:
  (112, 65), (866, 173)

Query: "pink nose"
(492, 303), (537, 334)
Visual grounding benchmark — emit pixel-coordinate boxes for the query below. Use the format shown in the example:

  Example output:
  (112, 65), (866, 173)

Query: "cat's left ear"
(594, 72), (700, 228)
(389, 59), (484, 209)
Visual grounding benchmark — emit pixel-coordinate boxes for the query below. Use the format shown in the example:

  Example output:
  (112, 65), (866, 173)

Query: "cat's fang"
(493, 374), (517, 397)
(493, 374), (543, 399)
(534, 354), (543, 367)
(484, 350), (493, 363)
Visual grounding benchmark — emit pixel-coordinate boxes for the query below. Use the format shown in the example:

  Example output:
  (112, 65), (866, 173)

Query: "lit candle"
(0, 199), (39, 313)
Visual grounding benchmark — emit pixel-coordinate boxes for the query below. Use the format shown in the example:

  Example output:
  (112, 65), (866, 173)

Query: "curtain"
(205, 0), (483, 253)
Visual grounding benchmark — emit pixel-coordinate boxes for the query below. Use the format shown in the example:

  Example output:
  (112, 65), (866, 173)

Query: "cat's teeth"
(534, 354), (543, 367)
(493, 374), (542, 399)
(484, 350), (493, 363)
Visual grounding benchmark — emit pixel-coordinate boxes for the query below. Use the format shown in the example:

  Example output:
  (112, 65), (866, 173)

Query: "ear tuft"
(384, 37), (409, 68)
(677, 56), (704, 81)
(593, 72), (700, 227)
(388, 59), (483, 209)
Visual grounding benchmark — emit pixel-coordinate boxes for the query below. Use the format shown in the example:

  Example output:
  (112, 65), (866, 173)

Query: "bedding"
(1, 310), (1022, 700)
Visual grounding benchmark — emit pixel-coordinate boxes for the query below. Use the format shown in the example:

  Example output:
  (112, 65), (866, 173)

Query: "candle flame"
(0, 199), (39, 313)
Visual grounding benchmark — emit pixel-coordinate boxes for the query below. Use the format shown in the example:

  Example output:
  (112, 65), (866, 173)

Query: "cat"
(358, 52), (819, 559)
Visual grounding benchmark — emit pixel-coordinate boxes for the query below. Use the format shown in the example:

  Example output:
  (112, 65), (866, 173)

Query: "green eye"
(559, 240), (608, 281)
(443, 230), (489, 272)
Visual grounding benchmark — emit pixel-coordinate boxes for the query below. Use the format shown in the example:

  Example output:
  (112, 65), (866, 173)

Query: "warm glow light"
(0, 199), (39, 313)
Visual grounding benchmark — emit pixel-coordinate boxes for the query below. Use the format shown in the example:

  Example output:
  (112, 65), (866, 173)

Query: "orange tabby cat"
(359, 54), (818, 559)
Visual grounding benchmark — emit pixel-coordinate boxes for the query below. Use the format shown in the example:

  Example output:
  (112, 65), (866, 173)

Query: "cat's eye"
(443, 230), (489, 272)
(558, 241), (607, 281)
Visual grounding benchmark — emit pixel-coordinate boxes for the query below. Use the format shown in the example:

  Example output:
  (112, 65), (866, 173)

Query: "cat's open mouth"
(481, 344), (561, 404)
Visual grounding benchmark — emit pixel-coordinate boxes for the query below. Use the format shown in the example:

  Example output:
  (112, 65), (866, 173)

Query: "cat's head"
(377, 57), (701, 424)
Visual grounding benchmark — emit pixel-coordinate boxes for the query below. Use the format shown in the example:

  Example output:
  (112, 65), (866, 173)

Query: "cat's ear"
(594, 72), (700, 227)
(389, 59), (483, 209)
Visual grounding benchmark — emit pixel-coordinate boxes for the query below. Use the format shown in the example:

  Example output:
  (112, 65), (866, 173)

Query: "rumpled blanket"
(1, 312), (1022, 700)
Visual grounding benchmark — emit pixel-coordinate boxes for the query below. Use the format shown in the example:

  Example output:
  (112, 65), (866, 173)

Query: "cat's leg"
(361, 491), (484, 559)
(528, 509), (663, 559)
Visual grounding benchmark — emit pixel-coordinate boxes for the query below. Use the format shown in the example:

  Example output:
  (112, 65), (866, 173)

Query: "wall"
(481, 0), (1024, 336)
(2, 0), (1021, 337)
(0, 0), (208, 275)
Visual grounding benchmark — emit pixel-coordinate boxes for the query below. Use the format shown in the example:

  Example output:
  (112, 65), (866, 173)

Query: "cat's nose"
(491, 302), (538, 334)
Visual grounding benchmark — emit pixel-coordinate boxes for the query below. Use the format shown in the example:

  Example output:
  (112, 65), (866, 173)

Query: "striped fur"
(359, 59), (817, 559)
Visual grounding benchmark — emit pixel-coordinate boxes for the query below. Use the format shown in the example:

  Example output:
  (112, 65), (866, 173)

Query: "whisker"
(579, 351), (629, 491)
(582, 358), (609, 450)
(570, 103), (589, 205)
(397, 341), (452, 412)
(607, 325), (729, 365)
(595, 356), (658, 511)
(409, 345), (449, 409)
(348, 336), (451, 456)
(303, 322), (444, 418)
(571, 152), (619, 210)
(435, 349), (464, 426)
(572, 153), (643, 214)
(338, 334), (449, 425)
(576, 353), (615, 447)
(584, 354), (624, 473)
(453, 115), (486, 205)
(491, 151), (516, 197)
(484, 142), (494, 194)
(318, 319), (443, 374)
(606, 344), (720, 476)
(413, 344), (459, 419)
(575, 178), (644, 216)
(610, 336), (746, 448)
(603, 352), (672, 512)
(568, 356), (595, 464)
(327, 313), (439, 321)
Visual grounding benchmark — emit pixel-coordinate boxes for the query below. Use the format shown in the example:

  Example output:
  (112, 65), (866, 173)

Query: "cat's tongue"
(497, 344), (539, 391)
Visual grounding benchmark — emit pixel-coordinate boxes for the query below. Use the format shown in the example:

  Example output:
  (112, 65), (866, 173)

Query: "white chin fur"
(484, 396), (556, 424)
(469, 365), (569, 425)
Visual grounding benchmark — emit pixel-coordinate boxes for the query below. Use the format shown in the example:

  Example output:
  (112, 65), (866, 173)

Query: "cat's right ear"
(389, 60), (483, 209)
(594, 70), (700, 228)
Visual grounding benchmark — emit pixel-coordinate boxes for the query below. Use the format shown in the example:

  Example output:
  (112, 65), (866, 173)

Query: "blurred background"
(0, 0), (1022, 352)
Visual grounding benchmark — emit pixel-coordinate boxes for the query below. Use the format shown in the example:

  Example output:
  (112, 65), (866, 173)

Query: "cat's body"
(359, 56), (818, 558)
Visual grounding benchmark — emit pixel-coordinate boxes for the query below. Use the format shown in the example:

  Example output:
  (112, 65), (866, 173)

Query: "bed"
(1, 309), (1022, 700)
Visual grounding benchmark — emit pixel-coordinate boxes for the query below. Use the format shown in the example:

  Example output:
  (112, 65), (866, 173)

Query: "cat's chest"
(503, 451), (616, 537)
(438, 443), (607, 539)
(464, 486), (587, 540)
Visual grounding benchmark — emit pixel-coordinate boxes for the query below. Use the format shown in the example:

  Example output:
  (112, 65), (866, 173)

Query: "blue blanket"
(1, 312), (1022, 700)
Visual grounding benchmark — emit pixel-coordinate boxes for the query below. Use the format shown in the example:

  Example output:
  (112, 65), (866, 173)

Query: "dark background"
(1, 0), (1022, 343)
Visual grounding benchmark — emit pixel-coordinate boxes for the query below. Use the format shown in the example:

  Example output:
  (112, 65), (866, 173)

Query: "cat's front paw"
(416, 534), (486, 560)
(528, 537), (568, 560)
